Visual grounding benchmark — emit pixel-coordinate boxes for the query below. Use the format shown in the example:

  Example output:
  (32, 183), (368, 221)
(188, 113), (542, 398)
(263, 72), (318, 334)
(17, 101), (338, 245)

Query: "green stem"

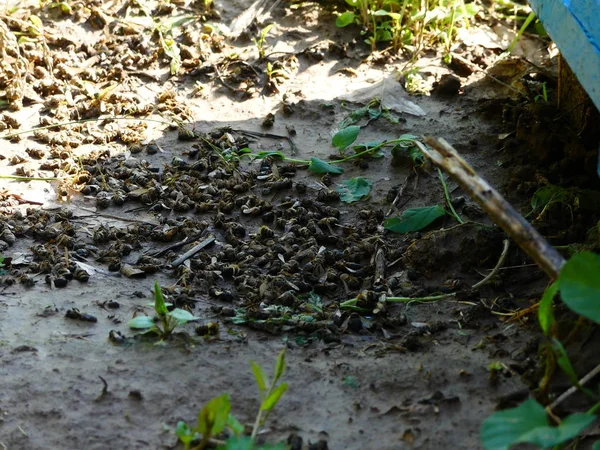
(587, 400), (600, 415)
(283, 157), (310, 164)
(437, 167), (464, 224)
(251, 137), (417, 167)
(340, 292), (455, 309)
(0, 116), (176, 139)
(330, 137), (416, 164)
(0, 175), (59, 181)
(446, 1), (457, 54)
(507, 11), (536, 53)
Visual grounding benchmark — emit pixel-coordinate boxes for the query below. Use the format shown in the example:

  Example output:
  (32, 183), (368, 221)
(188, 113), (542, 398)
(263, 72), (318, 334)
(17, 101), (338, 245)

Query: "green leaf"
(342, 375), (359, 388)
(373, 9), (401, 20)
(531, 185), (569, 212)
(559, 251), (600, 323)
(251, 361), (269, 392)
(165, 14), (196, 30)
(128, 315), (155, 329)
(273, 348), (286, 383)
(481, 398), (594, 450)
(332, 126), (360, 150)
(538, 282), (558, 336)
(336, 11), (356, 27)
(260, 383), (288, 411)
(175, 421), (195, 444)
(197, 394), (231, 437)
(217, 435), (288, 450)
(552, 338), (580, 387)
(168, 308), (200, 324)
(308, 157), (343, 175)
(254, 151), (285, 160)
(226, 414), (245, 437)
(593, 440), (600, 450)
(518, 413), (596, 449)
(29, 16), (44, 36)
(336, 177), (373, 203)
(154, 281), (168, 316)
(352, 141), (384, 157)
(260, 23), (274, 40)
(384, 205), (446, 233)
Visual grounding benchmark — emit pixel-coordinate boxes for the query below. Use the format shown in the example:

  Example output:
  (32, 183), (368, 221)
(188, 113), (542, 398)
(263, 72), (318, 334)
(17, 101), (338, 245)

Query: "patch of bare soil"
(0, 0), (598, 449)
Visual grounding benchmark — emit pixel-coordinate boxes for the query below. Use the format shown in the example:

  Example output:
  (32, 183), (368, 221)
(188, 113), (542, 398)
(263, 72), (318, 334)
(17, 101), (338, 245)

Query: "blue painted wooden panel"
(529, 0), (600, 111)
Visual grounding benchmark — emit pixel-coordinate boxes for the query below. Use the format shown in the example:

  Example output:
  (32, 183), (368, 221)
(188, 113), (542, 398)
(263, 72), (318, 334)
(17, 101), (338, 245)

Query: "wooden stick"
(418, 137), (565, 279)
(171, 236), (216, 267)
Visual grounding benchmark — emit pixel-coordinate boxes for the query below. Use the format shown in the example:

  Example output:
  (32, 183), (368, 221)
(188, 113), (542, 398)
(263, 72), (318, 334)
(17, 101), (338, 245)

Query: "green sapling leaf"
(260, 382), (288, 411)
(154, 281), (168, 316)
(168, 308), (200, 324)
(128, 315), (156, 329)
(175, 421), (195, 444)
(552, 338), (581, 388)
(197, 394), (231, 437)
(384, 205), (446, 233)
(538, 281), (558, 336)
(227, 414), (245, 437)
(335, 11), (356, 27)
(251, 361), (269, 393)
(559, 251), (600, 323)
(308, 157), (344, 174)
(273, 348), (286, 383)
(332, 126), (360, 150)
(531, 185), (569, 212)
(481, 398), (594, 450)
(336, 177), (373, 203)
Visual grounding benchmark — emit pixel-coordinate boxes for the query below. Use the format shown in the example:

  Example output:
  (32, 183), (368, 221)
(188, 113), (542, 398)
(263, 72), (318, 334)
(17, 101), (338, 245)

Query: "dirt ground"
(0, 1), (598, 449)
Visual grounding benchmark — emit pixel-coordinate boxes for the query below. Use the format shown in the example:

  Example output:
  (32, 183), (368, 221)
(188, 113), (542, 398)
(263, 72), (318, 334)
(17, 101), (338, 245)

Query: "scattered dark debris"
(65, 308), (98, 323)
(11, 345), (38, 353)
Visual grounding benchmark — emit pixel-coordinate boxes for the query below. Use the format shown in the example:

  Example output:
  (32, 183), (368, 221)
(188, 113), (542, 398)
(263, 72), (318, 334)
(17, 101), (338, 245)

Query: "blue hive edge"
(528, 0), (600, 112)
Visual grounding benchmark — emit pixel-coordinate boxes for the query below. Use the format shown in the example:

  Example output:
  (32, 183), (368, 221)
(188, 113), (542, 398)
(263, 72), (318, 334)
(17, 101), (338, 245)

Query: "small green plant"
(128, 281), (199, 340)
(336, 0), (477, 56)
(534, 82), (548, 103)
(253, 24), (274, 59)
(481, 252), (600, 450)
(176, 348), (289, 450)
(0, 255), (6, 275)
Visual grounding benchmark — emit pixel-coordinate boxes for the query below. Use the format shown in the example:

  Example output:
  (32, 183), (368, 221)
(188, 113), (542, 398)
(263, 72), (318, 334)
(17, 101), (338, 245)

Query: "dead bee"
(317, 189), (340, 203)
(242, 205), (262, 216)
(195, 202), (215, 213)
(92, 226), (111, 244)
(258, 225), (275, 238)
(218, 200), (235, 213)
(232, 182), (252, 193)
(112, 190), (127, 206)
(55, 234), (75, 249)
(18, 274), (36, 288)
(80, 184), (101, 195)
(222, 264), (241, 278)
(73, 268), (90, 282)
(226, 222), (246, 238)
(213, 213), (226, 229)
(262, 211), (275, 223)
(172, 201), (191, 212)
(195, 322), (220, 336)
(1, 229), (16, 245)
(96, 191), (111, 209)
(340, 273), (362, 290)
(267, 179), (293, 191)
(26, 147), (45, 159)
